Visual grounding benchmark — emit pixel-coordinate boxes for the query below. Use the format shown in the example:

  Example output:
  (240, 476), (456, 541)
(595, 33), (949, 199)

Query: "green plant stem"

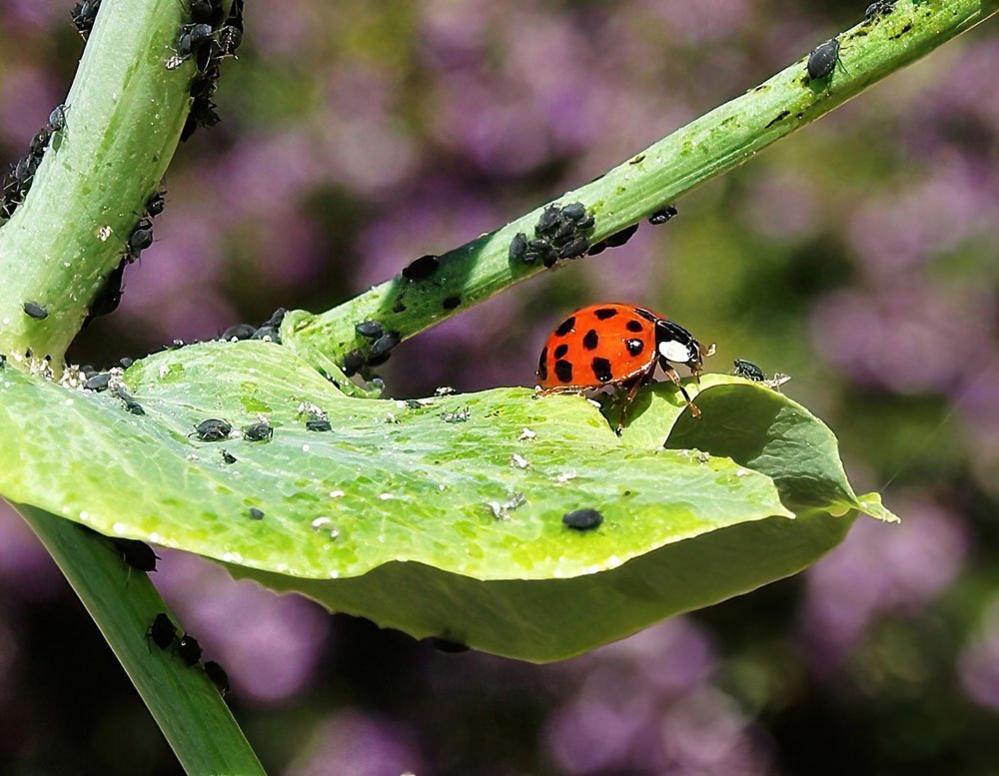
(0, 0), (262, 771)
(16, 503), (266, 776)
(0, 0), (210, 363)
(281, 0), (996, 370)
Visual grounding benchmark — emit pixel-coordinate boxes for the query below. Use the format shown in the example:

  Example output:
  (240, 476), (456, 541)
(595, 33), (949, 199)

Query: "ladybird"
(537, 303), (712, 430)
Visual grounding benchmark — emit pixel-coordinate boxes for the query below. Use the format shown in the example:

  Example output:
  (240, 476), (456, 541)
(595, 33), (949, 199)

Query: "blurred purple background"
(1, 1), (997, 773)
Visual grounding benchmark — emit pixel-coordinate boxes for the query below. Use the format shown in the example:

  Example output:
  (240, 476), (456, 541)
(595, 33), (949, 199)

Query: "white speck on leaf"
(555, 470), (577, 483)
(329, 490), (344, 498)
(510, 453), (530, 469)
(519, 428), (536, 441)
(311, 517), (332, 531)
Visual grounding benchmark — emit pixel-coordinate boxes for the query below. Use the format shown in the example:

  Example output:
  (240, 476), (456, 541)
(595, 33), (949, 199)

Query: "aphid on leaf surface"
(649, 205), (678, 225)
(204, 660), (230, 696)
(145, 190), (166, 217)
(865, 1), (895, 20)
(119, 356), (134, 369)
(368, 331), (401, 362)
(342, 350), (365, 377)
(561, 202), (587, 221)
(306, 419), (332, 433)
(248, 507), (265, 520)
(84, 262), (127, 326)
(563, 508), (604, 531)
(537, 303), (712, 431)
(177, 634), (202, 666)
(431, 638), (470, 654)
(147, 613), (177, 650)
(242, 421), (273, 442)
(23, 302), (48, 319)
(116, 386), (146, 415)
(442, 295), (461, 310)
(807, 38), (841, 80)
(401, 254), (440, 281)
(221, 449), (237, 464)
(355, 320), (384, 339)
(508, 232), (528, 262)
(220, 323), (256, 341)
(127, 218), (154, 260)
(194, 418), (232, 441)
(177, 22), (214, 60)
(113, 538), (158, 572)
(252, 325), (278, 342)
(48, 104), (68, 133)
(70, 0), (101, 38)
(732, 358), (766, 382)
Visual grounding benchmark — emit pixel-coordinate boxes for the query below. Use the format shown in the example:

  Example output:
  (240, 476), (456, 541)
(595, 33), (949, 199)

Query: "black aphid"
(807, 38), (841, 80)
(217, 25), (243, 57)
(23, 302), (48, 319)
(177, 634), (202, 666)
(248, 507), (265, 520)
(147, 613), (176, 650)
(221, 449), (237, 464)
(113, 538), (158, 572)
(70, 0), (101, 38)
(558, 235), (589, 260)
(536, 205), (561, 234)
(442, 295), (461, 310)
(119, 356), (134, 369)
(430, 638), (470, 654)
(84, 373), (111, 392)
(220, 323), (256, 341)
(342, 350), (365, 377)
(116, 385), (145, 415)
(242, 421), (273, 442)
(604, 223), (640, 247)
(29, 127), (52, 156)
(733, 358), (766, 381)
(508, 232), (528, 262)
(369, 331), (401, 361)
(145, 190), (166, 217)
(355, 320), (384, 339)
(204, 660), (230, 696)
(190, 0), (225, 26)
(561, 202), (586, 221)
(127, 218), (154, 260)
(262, 307), (286, 329)
(251, 325), (278, 342)
(48, 104), (68, 133)
(649, 205), (678, 225)
(85, 262), (127, 326)
(865, 1), (895, 20)
(194, 418), (232, 441)
(562, 508), (604, 531)
(401, 254), (440, 281)
(306, 419), (332, 433)
(177, 23), (214, 59)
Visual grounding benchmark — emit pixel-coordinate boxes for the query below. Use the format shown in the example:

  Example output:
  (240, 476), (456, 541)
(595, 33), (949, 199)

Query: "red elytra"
(537, 303), (711, 429)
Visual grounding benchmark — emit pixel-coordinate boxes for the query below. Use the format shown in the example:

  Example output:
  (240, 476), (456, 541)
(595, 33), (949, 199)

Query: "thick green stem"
(0, 1), (261, 771)
(17, 504), (266, 776)
(0, 0), (203, 362)
(281, 0), (997, 370)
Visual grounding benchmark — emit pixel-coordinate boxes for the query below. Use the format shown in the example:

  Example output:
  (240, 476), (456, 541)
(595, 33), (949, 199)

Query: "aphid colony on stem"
(1, 105), (68, 224)
(146, 612), (229, 696)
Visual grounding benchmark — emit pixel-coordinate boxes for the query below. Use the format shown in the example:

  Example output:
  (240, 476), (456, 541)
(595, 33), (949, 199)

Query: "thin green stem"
(17, 504), (266, 776)
(281, 0), (996, 371)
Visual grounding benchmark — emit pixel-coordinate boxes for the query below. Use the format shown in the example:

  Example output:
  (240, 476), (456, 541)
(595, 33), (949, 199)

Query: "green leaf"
(0, 342), (894, 661)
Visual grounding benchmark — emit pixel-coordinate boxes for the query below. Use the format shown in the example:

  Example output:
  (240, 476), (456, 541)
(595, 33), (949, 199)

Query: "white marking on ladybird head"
(659, 339), (693, 363)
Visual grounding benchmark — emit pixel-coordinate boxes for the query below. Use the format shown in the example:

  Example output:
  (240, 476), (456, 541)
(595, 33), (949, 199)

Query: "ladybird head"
(654, 320), (708, 372)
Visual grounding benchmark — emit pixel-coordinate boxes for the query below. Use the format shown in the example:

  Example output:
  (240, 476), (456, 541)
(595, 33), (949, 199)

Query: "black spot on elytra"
(554, 343), (569, 359)
(582, 329), (599, 350)
(592, 357), (613, 382)
(594, 308), (617, 320)
(555, 359), (573, 383)
(626, 339), (644, 356)
(626, 319), (644, 332)
(538, 348), (548, 380)
(555, 316), (575, 336)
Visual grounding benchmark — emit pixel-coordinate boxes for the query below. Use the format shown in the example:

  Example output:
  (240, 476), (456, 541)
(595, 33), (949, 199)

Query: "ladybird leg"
(614, 377), (645, 435)
(663, 365), (701, 419)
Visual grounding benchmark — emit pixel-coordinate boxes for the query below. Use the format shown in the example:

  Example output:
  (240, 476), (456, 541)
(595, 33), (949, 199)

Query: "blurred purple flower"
(0, 0), (66, 32)
(801, 500), (968, 670)
(810, 283), (994, 394)
(284, 711), (423, 776)
(639, 0), (751, 45)
(156, 551), (330, 705)
(958, 598), (999, 711)
(959, 358), (999, 495)
(742, 169), (819, 242)
(0, 65), (61, 145)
